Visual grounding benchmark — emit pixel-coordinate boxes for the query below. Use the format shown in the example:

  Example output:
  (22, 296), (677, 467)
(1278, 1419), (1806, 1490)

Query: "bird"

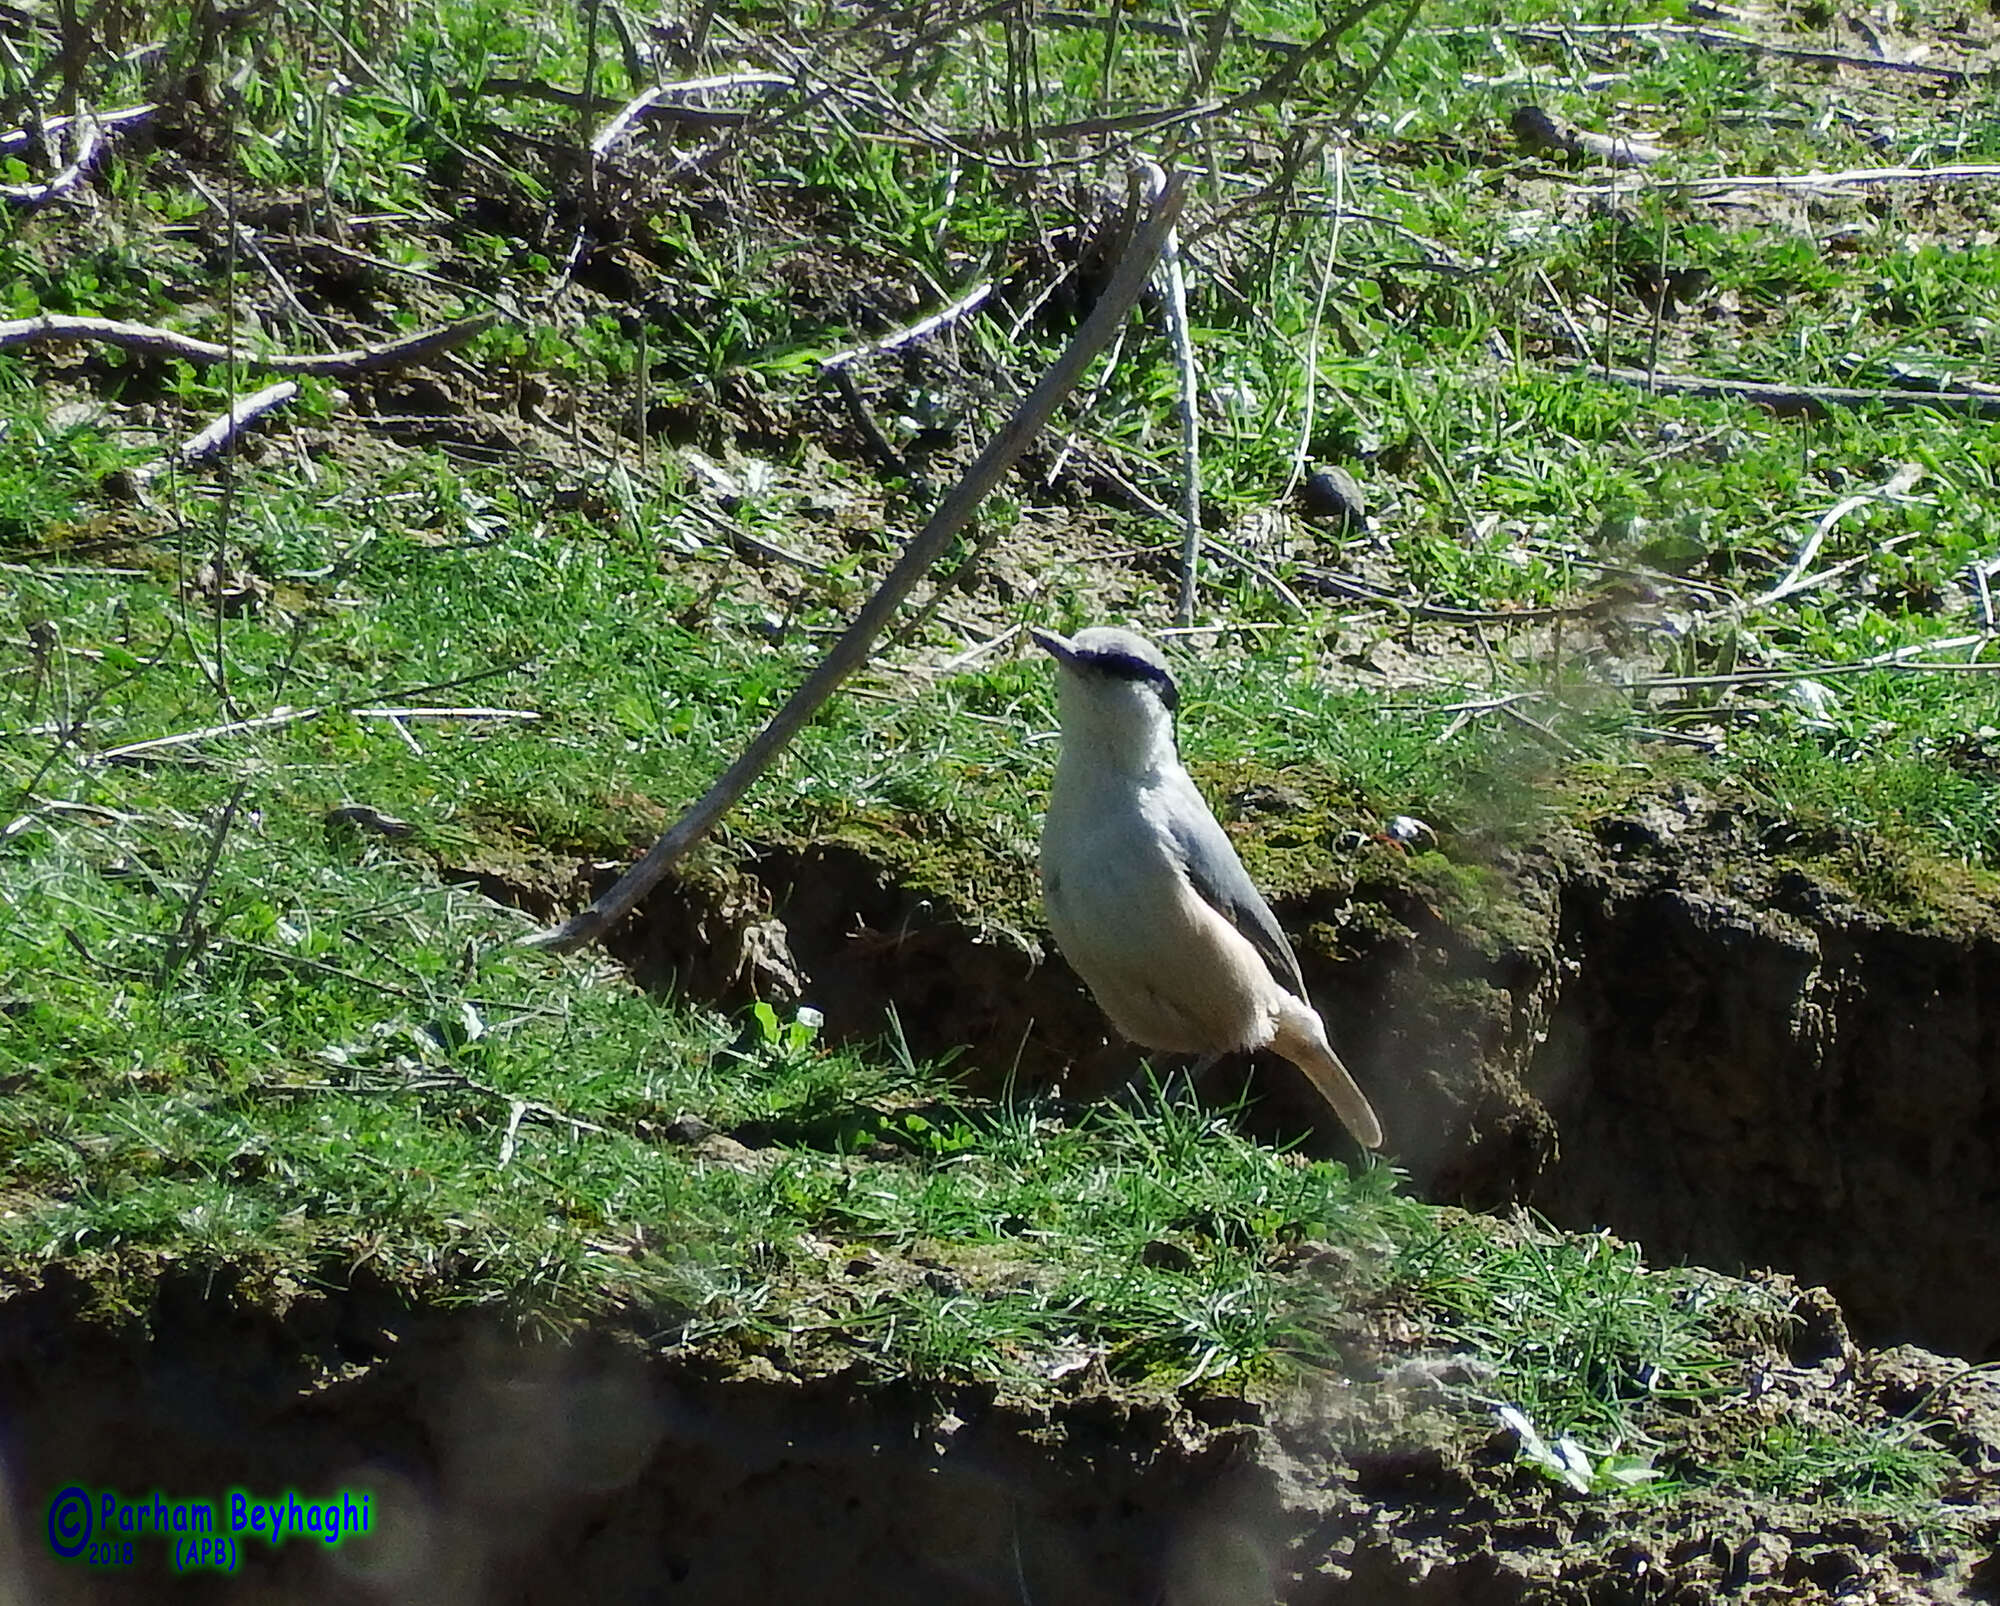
(1030, 625), (1384, 1150)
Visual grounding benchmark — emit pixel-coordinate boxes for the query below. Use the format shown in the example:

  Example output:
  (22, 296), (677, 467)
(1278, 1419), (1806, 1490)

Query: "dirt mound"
(4, 1261), (1994, 1603)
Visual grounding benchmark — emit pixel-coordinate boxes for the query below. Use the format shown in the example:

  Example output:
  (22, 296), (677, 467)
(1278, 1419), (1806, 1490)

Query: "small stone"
(1734, 1531), (1791, 1583)
(1300, 465), (1367, 527)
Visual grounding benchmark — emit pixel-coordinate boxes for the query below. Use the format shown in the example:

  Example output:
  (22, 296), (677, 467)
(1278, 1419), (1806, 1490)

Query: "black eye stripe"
(1079, 650), (1179, 712)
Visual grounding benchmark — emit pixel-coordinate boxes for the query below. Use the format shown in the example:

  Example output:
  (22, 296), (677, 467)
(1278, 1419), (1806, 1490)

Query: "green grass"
(0, 791), (1395, 1383)
(1403, 1218), (1954, 1508)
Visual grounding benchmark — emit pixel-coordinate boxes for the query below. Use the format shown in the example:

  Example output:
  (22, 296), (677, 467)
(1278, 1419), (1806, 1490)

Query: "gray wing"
(1165, 804), (1310, 999)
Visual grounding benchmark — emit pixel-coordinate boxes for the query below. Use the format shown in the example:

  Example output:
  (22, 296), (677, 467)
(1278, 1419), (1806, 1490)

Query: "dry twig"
(523, 169), (1190, 955)
(0, 312), (499, 373)
(0, 103), (154, 154)
(1136, 161), (1203, 626)
(180, 166), (332, 343)
(585, 71), (792, 154)
(1755, 464), (1925, 608)
(0, 113), (100, 205)
(1581, 162), (2000, 199)
(821, 280), (994, 370)
(1283, 144), (1349, 505)
(1481, 21), (1973, 83)
(1588, 365), (2000, 419)
(94, 702), (535, 764)
(1510, 105), (1665, 167)
(137, 380), (300, 484)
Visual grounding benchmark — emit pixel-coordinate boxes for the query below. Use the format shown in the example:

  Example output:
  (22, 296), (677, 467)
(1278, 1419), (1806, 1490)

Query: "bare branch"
(1468, 21), (1973, 84)
(93, 702), (533, 763)
(522, 169), (1191, 955)
(1588, 364), (2000, 419)
(587, 71), (793, 155)
(1582, 162), (2000, 199)
(1755, 464), (1926, 609)
(0, 311), (499, 373)
(0, 102), (154, 154)
(0, 113), (99, 205)
(350, 706), (540, 721)
(821, 280), (994, 370)
(137, 380), (300, 483)
(1511, 106), (1664, 168)
(1137, 159), (1203, 628)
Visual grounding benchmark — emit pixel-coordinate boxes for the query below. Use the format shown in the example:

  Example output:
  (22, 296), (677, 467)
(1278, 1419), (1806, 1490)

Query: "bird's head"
(1032, 625), (1180, 771)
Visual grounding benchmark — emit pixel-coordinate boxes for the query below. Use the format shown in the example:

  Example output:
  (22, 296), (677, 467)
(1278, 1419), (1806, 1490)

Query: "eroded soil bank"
(2, 1264), (1995, 1604)
(485, 787), (2000, 1362)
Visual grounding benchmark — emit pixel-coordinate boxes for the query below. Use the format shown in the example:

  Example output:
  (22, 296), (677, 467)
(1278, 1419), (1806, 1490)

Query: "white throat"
(1053, 677), (1179, 779)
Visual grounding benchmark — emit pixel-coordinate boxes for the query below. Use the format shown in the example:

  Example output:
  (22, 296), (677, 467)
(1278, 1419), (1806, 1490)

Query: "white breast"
(1041, 762), (1283, 1055)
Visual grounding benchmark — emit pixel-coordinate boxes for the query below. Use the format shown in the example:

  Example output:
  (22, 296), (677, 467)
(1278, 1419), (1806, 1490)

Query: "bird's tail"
(1271, 996), (1384, 1150)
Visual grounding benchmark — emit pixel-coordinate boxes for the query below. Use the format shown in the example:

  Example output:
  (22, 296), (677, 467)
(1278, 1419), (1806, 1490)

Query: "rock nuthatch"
(1031, 626), (1385, 1150)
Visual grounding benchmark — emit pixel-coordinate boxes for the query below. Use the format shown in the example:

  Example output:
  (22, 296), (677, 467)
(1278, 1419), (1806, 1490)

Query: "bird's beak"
(1030, 627), (1077, 664)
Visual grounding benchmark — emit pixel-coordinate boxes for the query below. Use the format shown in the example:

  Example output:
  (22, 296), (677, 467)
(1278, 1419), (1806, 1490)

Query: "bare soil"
(4, 1246), (1997, 1603)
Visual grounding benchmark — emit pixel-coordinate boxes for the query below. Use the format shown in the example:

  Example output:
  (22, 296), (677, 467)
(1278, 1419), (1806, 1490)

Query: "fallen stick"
(1627, 652), (2000, 691)
(931, 623), (1025, 675)
(0, 311), (499, 374)
(0, 103), (155, 155)
(93, 701), (533, 762)
(820, 279), (993, 370)
(0, 115), (101, 205)
(1580, 162), (2000, 199)
(588, 72), (792, 156)
(1588, 365), (2000, 419)
(1488, 21), (1973, 83)
(97, 706), (322, 762)
(350, 706), (540, 721)
(522, 168), (1190, 955)
(1756, 464), (1925, 608)
(137, 380), (299, 483)
(1511, 105), (1665, 168)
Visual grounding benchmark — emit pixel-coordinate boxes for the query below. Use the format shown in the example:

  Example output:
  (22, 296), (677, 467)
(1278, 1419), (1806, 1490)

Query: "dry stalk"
(523, 169), (1190, 955)
(0, 312), (499, 374)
